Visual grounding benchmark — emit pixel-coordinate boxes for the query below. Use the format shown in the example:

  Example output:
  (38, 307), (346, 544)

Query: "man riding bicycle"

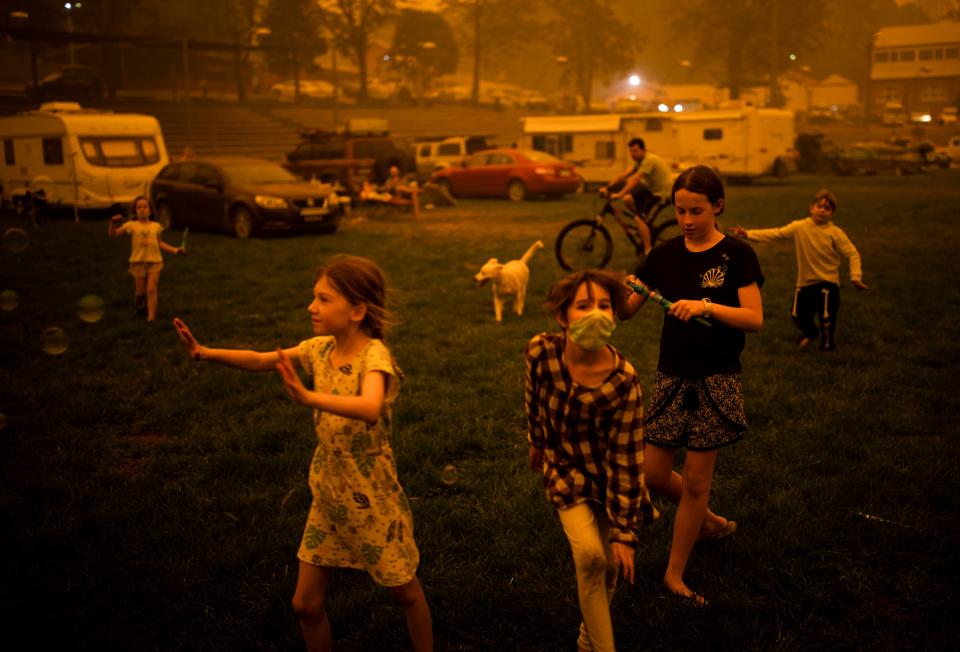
(600, 137), (672, 254)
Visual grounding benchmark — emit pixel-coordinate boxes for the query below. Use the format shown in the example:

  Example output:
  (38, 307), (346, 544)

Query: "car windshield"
(221, 162), (298, 185)
(520, 150), (562, 163)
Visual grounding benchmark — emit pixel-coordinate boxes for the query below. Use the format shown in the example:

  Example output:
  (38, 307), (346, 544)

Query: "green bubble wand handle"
(180, 227), (189, 253)
(627, 281), (712, 327)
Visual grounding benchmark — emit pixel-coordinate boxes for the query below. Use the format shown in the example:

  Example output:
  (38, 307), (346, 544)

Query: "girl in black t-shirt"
(618, 165), (764, 606)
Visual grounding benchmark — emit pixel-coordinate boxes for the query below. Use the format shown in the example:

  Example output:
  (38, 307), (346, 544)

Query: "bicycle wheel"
(555, 220), (614, 271)
(648, 202), (680, 248)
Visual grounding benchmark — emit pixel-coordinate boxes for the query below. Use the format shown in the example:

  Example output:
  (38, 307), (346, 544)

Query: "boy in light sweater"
(730, 189), (867, 351)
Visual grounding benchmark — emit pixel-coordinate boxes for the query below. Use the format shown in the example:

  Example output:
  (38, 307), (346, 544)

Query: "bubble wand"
(627, 281), (712, 327)
(179, 227), (189, 253)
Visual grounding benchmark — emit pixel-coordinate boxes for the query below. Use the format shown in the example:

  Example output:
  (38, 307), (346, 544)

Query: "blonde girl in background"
(173, 254), (432, 652)
(108, 195), (183, 321)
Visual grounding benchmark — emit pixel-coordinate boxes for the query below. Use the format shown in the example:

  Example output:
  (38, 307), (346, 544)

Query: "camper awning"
(522, 115), (623, 134)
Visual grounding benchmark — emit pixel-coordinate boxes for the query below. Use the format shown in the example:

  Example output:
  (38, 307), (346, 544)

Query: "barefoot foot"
(664, 577), (707, 607)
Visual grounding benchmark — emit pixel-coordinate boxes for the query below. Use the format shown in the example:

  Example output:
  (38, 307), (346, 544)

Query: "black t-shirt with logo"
(636, 235), (764, 377)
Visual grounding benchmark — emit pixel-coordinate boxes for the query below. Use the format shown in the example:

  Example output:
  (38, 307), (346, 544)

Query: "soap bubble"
(3, 227), (29, 253)
(440, 464), (458, 485)
(77, 294), (105, 323)
(41, 327), (69, 355)
(0, 289), (18, 311)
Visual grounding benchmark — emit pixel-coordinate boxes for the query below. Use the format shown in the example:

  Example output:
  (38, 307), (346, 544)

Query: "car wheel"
(232, 206), (255, 239)
(156, 201), (175, 229)
(507, 180), (527, 202)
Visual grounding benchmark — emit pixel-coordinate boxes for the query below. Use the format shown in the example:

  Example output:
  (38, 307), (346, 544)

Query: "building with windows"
(870, 20), (960, 117)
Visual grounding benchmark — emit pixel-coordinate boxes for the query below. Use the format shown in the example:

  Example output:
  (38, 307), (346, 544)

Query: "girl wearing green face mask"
(525, 269), (656, 652)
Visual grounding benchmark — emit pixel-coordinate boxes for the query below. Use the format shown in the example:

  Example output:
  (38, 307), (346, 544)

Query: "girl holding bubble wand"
(173, 255), (432, 652)
(618, 165), (764, 606)
(526, 269), (656, 652)
(108, 195), (183, 321)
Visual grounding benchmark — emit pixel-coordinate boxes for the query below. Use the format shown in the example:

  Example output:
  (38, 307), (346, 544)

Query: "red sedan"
(429, 148), (581, 201)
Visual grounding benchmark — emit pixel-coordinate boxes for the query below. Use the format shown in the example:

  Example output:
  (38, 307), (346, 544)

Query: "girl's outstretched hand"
(729, 225), (747, 239)
(852, 279), (869, 290)
(173, 317), (203, 360)
(276, 348), (311, 405)
(611, 542), (635, 585)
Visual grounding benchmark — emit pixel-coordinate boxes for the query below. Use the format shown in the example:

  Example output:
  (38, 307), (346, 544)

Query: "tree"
(443, 0), (542, 106)
(546, 0), (639, 111)
(672, 0), (829, 100)
(389, 9), (457, 104)
(318, 0), (396, 102)
(260, 0), (325, 101)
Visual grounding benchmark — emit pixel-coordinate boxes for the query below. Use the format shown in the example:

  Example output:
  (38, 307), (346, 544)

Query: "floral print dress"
(296, 336), (419, 587)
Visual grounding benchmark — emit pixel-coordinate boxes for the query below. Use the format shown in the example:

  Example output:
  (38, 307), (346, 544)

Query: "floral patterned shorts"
(644, 372), (747, 451)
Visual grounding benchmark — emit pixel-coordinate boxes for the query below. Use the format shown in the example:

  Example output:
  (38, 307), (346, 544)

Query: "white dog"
(474, 240), (544, 321)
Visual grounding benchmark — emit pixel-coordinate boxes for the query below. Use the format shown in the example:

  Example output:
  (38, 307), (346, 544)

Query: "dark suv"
(282, 122), (412, 194)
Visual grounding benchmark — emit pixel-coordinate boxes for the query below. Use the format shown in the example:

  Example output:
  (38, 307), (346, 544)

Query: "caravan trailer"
(0, 102), (169, 214)
(519, 108), (795, 187)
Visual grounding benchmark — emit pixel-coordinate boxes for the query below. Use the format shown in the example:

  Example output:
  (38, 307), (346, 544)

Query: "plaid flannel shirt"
(525, 333), (656, 547)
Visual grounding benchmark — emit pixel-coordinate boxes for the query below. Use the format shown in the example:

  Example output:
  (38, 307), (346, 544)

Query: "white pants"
(558, 502), (619, 652)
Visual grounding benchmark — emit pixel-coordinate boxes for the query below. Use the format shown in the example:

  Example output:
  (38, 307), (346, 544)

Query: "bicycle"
(554, 193), (678, 272)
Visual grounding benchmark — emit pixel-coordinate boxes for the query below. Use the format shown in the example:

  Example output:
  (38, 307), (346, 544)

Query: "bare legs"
(644, 444), (729, 604)
(145, 271), (160, 321)
(292, 561), (433, 652)
(134, 275), (146, 316)
(388, 577), (433, 652)
(292, 562), (333, 652)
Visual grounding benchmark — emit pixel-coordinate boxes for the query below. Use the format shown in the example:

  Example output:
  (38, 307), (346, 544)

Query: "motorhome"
(519, 108), (795, 187)
(0, 102), (169, 214)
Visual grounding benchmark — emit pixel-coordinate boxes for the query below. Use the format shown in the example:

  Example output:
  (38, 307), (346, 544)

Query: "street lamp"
(628, 74), (641, 87)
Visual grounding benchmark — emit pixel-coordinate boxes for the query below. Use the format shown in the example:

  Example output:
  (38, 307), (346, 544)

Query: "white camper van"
(0, 102), (168, 214)
(519, 108), (795, 186)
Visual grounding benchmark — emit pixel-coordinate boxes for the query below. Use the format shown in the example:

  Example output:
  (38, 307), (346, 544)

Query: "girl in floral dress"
(173, 254), (431, 652)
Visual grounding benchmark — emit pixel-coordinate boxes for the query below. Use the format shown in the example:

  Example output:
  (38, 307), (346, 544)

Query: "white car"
(413, 135), (491, 180)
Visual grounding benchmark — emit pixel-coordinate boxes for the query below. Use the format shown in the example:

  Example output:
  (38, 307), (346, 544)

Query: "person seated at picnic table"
(359, 166), (421, 218)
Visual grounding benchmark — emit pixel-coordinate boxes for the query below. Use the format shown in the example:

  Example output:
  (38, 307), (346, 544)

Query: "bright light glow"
(64, 2), (72, 9)
(628, 74), (641, 87)
(658, 103), (669, 112)
(383, 55), (391, 61)
(628, 94), (636, 101)
(789, 53), (797, 61)
(674, 104), (683, 112)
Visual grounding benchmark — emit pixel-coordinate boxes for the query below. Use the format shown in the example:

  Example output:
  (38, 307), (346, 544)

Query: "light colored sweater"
(746, 217), (862, 287)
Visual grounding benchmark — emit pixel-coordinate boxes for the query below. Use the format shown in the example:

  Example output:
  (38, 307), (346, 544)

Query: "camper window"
(438, 143), (460, 156)
(704, 129), (723, 141)
(645, 119), (664, 132)
(3, 140), (13, 165)
(595, 141), (615, 159)
(43, 138), (64, 165)
(78, 137), (160, 167)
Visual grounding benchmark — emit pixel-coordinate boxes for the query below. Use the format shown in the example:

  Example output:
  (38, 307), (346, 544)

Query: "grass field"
(1, 171), (959, 651)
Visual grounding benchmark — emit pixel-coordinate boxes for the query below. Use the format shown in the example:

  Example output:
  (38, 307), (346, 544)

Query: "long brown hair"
(315, 254), (394, 339)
